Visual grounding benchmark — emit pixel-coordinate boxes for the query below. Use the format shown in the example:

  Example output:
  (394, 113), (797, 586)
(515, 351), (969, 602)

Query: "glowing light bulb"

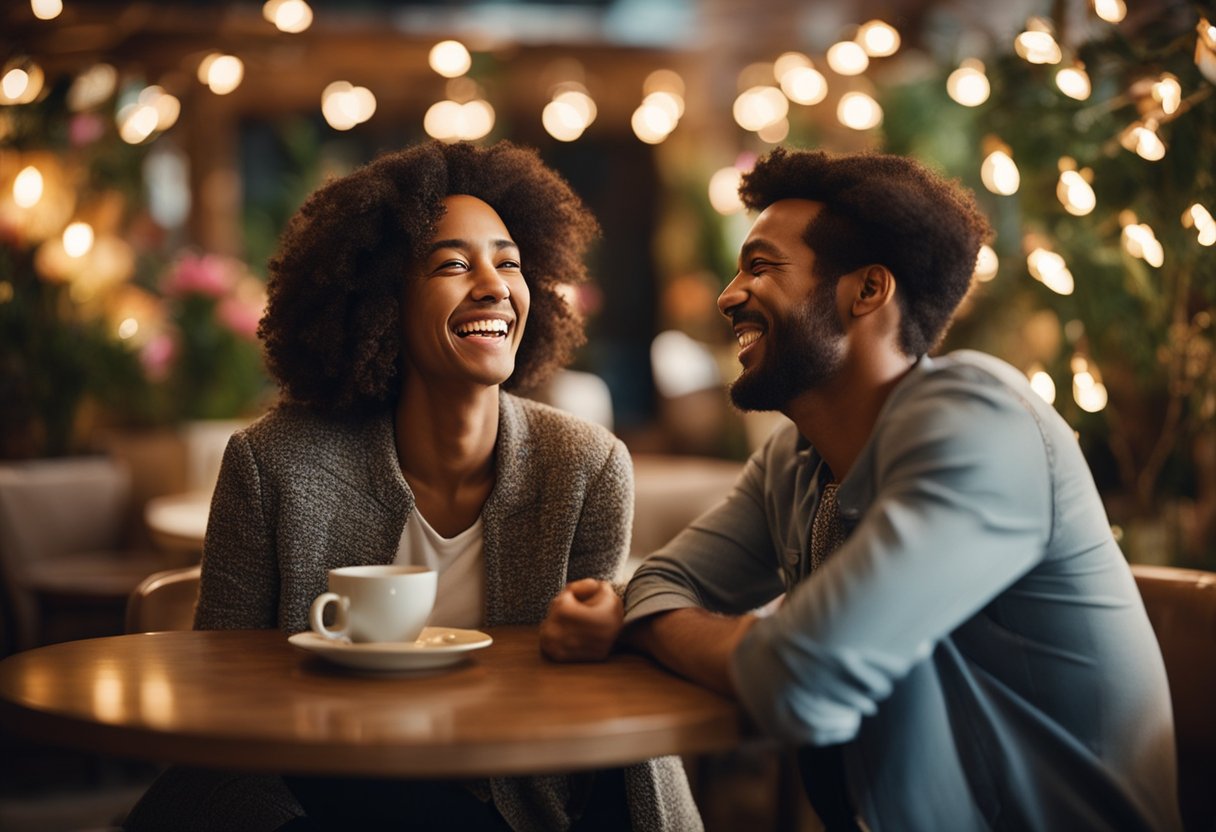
(63, 222), (95, 258)
(981, 149), (1020, 195)
(773, 52), (811, 83)
(1120, 122), (1166, 161)
(543, 100), (585, 141)
(1, 58), (44, 104)
(264, 0), (313, 33)
(1152, 74), (1182, 115)
(429, 41), (472, 78)
(1121, 220), (1164, 267)
(13, 166), (44, 208)
(837, 92), (882, 130)
(1182, 203), (1216, 246)
(1055, 65), (1091, 100)
(632, 101), (677, 143)
(733, 86), (788, 132)
(781, 66), (828, 105)
(1092, 0), (1126, 24)
(708, 167), (744, 215)
(1057, 168), (1096, 216)
(1027, 248), (1075, 295)
(31, 0), (63, 20)
(1015, 29), (1062, 65)
(1027, 365), (1056, 404)
(198, 54), (244, 95)
(974, 244), (998, 282)
(1073, 370), (1108, 412)
(857, 20), (900, 57)
(947, 60), (990, 107)
(826, 41), (869, 75)
(643, 69), (684, 97)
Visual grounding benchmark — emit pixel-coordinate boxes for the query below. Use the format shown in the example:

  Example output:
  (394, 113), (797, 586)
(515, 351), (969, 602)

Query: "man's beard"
(728, 284), (845, 412)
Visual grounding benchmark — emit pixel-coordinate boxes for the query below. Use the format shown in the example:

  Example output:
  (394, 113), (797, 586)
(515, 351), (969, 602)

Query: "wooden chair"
(125, 565), (201, 633)
(0, 457), (170, 653)
(1131, 564), (1216, 831)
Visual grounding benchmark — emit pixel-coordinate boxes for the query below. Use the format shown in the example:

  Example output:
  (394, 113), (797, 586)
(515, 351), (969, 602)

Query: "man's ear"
(851, 265), (896, 317)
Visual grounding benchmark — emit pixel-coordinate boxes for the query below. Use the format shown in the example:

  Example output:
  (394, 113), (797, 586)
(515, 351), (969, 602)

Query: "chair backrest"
(1131, 563), (1216, 831)
(125, 564), (201, 633)
(0, 457), (133, 652)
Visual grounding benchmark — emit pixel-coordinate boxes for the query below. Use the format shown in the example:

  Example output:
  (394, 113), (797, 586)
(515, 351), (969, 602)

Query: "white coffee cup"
(309, 565), (437, 643)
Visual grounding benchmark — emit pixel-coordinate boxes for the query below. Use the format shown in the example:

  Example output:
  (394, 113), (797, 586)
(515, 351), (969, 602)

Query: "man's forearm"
(624, 607), (756, 696)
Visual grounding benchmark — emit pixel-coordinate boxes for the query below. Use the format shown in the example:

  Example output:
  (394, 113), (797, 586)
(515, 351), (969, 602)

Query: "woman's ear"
(851, 265), (896, 318)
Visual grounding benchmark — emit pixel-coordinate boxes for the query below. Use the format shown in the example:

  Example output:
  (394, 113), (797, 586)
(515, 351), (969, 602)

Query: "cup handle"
(310, 592), (350, 640)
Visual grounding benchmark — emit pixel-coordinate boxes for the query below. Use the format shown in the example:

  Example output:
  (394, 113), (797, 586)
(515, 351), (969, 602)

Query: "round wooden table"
(0, 627), (743, 778)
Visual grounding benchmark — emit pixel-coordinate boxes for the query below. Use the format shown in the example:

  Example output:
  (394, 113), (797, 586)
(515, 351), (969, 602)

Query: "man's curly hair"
(259, 140), (600, 414)
(738, 147), (991, 356)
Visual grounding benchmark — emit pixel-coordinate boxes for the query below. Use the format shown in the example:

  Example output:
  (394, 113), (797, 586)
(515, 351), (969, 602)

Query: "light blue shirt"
(626, 351), (1181, 831)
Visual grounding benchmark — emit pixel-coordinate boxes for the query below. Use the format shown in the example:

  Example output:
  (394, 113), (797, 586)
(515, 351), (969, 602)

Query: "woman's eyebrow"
(426, 238), (518, 255)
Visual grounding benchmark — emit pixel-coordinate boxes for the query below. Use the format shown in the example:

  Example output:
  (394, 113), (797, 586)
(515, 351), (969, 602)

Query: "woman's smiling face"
(400, 194), (530, 389)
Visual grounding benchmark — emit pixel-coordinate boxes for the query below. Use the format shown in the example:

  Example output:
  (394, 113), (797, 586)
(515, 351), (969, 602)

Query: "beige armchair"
(0, 456), (169, 653)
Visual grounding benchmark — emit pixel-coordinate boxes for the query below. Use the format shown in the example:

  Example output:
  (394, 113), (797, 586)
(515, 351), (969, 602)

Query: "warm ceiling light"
(429, 41), (472, 78)
(857, 20), (900, 57)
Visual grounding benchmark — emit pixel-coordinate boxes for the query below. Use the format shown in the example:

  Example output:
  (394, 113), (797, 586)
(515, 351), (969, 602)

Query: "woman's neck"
(394, 378), (500, 536)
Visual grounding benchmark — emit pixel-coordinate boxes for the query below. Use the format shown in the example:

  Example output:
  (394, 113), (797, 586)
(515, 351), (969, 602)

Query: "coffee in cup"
(309, 565), (437, 643)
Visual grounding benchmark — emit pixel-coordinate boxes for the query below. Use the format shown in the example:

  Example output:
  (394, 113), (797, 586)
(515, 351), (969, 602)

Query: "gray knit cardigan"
(126, 391), (702, 832)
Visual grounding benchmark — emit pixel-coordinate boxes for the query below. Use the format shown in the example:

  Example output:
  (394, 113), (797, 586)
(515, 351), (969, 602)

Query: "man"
(543, 148), (1181, 831)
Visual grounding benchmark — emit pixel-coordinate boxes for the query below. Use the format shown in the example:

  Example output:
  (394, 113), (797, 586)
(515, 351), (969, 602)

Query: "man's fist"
(539, 578), (624, 662)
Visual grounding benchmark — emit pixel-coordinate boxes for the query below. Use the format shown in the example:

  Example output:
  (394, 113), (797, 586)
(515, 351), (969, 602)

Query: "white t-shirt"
(394, 508), (485, 629)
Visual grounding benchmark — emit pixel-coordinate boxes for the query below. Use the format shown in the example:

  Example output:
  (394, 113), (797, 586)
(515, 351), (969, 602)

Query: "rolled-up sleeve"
(731, 375), (1053, 745)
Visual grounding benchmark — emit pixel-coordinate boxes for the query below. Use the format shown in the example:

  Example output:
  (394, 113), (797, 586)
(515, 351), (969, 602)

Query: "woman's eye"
(438, 260), (468, 272)
(499, 260), (521, 270)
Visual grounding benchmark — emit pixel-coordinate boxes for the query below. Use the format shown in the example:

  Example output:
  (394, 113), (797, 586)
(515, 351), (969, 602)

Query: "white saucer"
(288, 627), (493, 671)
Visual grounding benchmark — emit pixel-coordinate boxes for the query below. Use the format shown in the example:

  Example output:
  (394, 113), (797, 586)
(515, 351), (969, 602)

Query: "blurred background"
(2, 1), (1216, 828)
(2, 0), (1214, 564)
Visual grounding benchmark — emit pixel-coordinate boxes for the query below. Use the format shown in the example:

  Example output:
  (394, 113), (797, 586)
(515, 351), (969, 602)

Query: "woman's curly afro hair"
(739, 147), (992, 356)
(259, 140), (600, 414)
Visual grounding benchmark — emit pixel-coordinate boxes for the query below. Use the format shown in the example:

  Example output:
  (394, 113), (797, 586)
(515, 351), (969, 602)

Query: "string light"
(1120, 120), (1166, 161)
(1092, 0), (1127, 24)
(643, 69), (685, 98)
(774, 52), (811, 82)
(1072, 357), (1108, 412)
(30, 0), (62, 21)
(198, 53), (244, 95)
(837, 92), (882, 130)
(974, 244), (999, 282)
(1027, 247), (1075, 295)
(429, 41), (472, 78)
(1120, 212), (1164, 267)
(1197, 19), (1216, 86)
(857, 21), (901, 58)
(1151, 74), (1182, 115)
(780, 65), (828, 105)
(13, 166), (44, 208)
(543, 86), (597, 142)
(981, 144), (1020, 195)
(1027, 364), (1057, 404)
(423, 99), (493, 142)
(1015, 20), (1062, 65)
(263, 0), (313, 33)
(947, 59), (990, 107)
(826, 41), (869, 75)
(321, 82), (376, 131)
(757, 118), (790, 144)
(63, 222), (95, 259)
(1055, 64), (1092, 100)
(708, 167), (745, 215)
(67, 64), (117, 111)
(1056, 160), (1096, 216)
(733, 86), (788, 132)
(1182, 203), (1216, 246)
(1, 57), (45, 104)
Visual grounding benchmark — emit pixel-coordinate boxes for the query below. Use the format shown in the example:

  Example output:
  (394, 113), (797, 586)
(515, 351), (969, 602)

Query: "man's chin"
(728, 373), (788, 413)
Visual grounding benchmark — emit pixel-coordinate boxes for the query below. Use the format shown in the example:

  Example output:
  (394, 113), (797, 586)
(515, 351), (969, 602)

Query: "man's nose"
(717, 271), (747, 317)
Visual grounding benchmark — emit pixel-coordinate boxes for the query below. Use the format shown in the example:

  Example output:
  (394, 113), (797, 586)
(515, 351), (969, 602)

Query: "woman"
(125, 140), (700, 831)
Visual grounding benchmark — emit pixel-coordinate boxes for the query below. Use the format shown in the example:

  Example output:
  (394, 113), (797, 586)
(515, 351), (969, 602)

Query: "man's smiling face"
(717, 198), (846, 412)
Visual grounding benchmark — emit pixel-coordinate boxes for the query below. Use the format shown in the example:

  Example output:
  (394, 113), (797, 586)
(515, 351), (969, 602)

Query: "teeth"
(455, 319), (509, 337)
(737, 330), (763, 348)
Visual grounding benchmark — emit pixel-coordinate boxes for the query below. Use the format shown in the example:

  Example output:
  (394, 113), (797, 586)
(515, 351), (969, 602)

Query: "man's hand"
(539, 578), (624, 662)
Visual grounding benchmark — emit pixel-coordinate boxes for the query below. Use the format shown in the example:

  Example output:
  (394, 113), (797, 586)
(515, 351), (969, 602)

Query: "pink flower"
(162, 254), (238, 298)
(217, 295), (264, 340)
(140, 333), (176, 381)
(69, 114), (106, 147)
